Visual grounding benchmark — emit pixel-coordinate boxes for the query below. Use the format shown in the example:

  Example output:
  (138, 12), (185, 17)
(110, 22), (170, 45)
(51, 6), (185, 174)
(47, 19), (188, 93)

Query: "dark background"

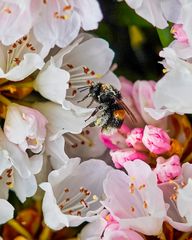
(95, 0), (164, 81)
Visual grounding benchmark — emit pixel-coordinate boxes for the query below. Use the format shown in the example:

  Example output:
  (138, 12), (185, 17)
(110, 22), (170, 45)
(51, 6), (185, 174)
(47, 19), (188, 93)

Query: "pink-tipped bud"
(154, 155), (181, 183)
(110, 148), (148, 169)
(126, 128), (146, 151)
(171, 24), (188, 44)
(142, 125), (171, 154)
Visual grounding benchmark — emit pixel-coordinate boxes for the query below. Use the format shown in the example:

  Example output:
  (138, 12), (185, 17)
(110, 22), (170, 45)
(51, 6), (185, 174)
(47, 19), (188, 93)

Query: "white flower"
(160, 163), (192, 232)
(0, 128), (41, 202)
(145, 49), (192, 119)
(102, 160), (167, 236)
(125, 0), (181, 29)
(4, 103), (48, 153)
(40, 158), (112, 230)
(34, 35), (120, 113)
(0, 32), (46, 81)
(33, 0), (103, 48)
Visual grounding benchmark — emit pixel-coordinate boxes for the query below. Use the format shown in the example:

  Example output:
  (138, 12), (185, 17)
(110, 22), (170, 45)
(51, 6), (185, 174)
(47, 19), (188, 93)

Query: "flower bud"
(126, 128), (146, 151)
(171, 24), (188, 44)
(154, 155), (181, 183)
(142, 125), (171, 154)
(110, 148), (148, 169)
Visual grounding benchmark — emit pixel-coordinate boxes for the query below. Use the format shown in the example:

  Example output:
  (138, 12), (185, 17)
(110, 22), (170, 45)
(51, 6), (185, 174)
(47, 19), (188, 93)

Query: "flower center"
(64, 64), (100, 99)
(58, 186), (98, 216)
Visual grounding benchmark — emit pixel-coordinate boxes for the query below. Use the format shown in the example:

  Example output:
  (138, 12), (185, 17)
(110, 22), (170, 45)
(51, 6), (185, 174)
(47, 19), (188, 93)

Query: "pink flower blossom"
(102, 160), (166, 235)
(172, 24), (189, 44)
(80, 210), (144, 240)
(110, 148), (148, 169)
(126, 128), (146, 151)
(160, 163), (192, 232)
(154, 155), (181, 183)
(142, 125), (171, 154)
(4, 103), (48, 153)
(99, 124), (130, 150)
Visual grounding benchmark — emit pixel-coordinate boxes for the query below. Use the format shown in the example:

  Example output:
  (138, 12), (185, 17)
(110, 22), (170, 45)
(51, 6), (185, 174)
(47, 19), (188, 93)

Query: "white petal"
(64, 38), (114, 76)
(34, 59), (70, 105)
(13, 170), (37, 203)
(34, 102), (88, 140)
(29, 154), (43, 174)
(74, 0), (103, 30)
(2, 53), (44, 81)
(34, 5), (81, 48)
(0, 199), (14, 224)
(0, 149), (12, 175)
(40, 182), (69, 230)
(0, 0), (32, 45)
(46, 136), (69, 169)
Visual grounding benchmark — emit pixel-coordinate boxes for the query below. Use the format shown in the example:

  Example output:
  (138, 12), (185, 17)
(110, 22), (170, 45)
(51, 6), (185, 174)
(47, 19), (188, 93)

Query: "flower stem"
(39, 225), (53, 240)
(0, 94), (12, 105)
(7, 219), (33, 240)
(158, 231), (167, 240)
(178, 232), (191, 240)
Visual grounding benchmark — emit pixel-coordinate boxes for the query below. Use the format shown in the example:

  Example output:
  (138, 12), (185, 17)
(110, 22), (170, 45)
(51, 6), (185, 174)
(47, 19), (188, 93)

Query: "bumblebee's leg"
(77, 93), (90, 103)
(87, 99), (94, 108)
(85, 105), (103, 122)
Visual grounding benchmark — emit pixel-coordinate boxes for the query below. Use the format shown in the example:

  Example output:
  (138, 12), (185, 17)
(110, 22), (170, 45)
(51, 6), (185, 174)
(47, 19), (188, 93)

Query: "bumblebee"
(78, 82), (136, 132)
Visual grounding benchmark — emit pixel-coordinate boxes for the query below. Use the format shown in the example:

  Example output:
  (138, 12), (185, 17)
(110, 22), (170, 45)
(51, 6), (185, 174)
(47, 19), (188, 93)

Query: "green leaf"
(157, 27), (174, 48)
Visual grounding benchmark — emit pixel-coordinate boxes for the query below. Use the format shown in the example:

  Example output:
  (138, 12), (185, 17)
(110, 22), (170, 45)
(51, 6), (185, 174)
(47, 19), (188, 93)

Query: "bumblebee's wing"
(116, 99), (137, 123)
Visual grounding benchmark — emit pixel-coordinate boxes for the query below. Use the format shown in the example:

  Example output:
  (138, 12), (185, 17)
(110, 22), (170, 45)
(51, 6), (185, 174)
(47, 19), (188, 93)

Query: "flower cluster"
(1, 1), (192, 240)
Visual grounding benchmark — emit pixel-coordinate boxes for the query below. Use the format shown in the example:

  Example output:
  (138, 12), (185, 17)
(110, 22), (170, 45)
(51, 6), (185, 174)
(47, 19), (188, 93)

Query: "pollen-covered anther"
(6, 168), (13, 178)
(3, 7), (12, 14)
(80, 199), (88, 208)
(131, 206), (135, 213)
(138, 184), (146, 190)
(143, 200), (148, 209)
(64, 188), (69, 193)
(170, 194), (177, 201)
(65, 132), (93, 148)
(129, 183), (135, 194)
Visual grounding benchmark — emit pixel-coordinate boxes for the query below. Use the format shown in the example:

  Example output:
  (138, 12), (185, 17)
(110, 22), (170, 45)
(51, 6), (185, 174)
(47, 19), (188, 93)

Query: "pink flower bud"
(142, 125), (171, 154)
(154, 155), (181, 183)
(110, 148), (148, 169)
(99, 124), (130, 150)
(126, 128), (146, 151)
(171, 24), (188, 44)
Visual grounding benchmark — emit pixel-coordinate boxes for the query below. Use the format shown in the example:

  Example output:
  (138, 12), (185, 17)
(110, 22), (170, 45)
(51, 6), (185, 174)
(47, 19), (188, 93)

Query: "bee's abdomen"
(113, 110), (125, 120)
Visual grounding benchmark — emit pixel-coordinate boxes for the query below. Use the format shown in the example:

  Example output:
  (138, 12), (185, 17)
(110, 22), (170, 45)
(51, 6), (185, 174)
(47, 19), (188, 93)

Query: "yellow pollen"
(130, 176), (136, 181)
(162, 68), (168, 74)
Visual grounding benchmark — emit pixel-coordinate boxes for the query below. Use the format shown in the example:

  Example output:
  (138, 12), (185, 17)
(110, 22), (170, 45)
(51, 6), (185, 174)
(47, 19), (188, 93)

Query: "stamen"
(58, 186), (98, 216)
(65, 132), (93, 148)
